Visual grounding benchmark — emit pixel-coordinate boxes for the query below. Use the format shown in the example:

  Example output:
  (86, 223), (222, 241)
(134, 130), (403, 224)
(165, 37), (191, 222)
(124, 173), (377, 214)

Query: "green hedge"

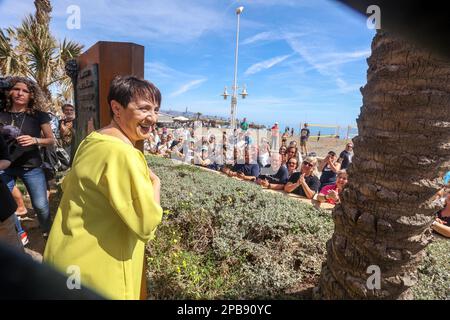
(146, 156), (449, 299)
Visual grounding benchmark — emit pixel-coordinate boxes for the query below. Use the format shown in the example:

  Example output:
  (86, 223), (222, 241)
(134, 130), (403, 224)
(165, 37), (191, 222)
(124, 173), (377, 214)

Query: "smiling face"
(111, 98), (159, 144)
(62, 105), (75, 121)
(270, 153), (281, 168)
(9, 82), (31, 108)
(286, 158), (298, 172)
(346, 143), (354, 152)
(301, 159), (316, 175)
(287, 147), (296, 160)
(336, 172), (348, 189)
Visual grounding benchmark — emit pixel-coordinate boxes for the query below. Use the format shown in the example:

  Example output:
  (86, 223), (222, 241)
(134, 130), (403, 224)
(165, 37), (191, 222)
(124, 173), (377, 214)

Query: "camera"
(0, 76), (12, 111)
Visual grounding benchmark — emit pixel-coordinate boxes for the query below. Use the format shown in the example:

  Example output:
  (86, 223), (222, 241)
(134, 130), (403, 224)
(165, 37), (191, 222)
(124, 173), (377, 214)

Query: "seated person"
(169, 136), (185, 160)
(284, 156), (320, 199)
(434, 171), (450, 200)
(257, 153), (288, 190)
(431, 192), (450, 238)
(286, 146), (298, 163)
(258, 138), (271, 168)
(166, 133), (174, 149)
(170, 135), (184, 150)
(319, 151), (341, 190)
(194, 146), (212, 167)
(286, 157), (299, 179)
(279, 146), (287, 165)
(227, 146), (260, 181)
(221, 147), (238, 175)
(156, 134), (169, 156)
(184, 139), (195, 164)
(146, 128), (160, 154)
(288, 140), (303, 164)
(317, 169), (348, 205)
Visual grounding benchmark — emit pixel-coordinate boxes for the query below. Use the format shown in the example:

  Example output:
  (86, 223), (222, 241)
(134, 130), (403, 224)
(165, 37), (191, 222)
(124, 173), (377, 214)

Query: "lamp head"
(240, 85), (248, 99)
(236, 6), (244, 14)
(221, 86), (230, 100)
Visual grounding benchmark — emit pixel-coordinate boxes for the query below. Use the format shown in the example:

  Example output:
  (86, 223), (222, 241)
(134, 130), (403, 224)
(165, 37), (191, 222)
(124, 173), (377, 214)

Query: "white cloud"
(245, 54), (292, 75)
(145, 62), (185, 80)
(335, 77), (361, 93)
(285, 36), (370, 80)
(242, 31), (276, 45)
(170, 78), (207, 97)
(1, 0), (229, 44)
(242, 30), (307, 46)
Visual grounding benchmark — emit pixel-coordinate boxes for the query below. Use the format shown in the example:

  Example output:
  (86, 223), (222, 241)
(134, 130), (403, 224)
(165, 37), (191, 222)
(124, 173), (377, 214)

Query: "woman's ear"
(110, 100), (122, 118)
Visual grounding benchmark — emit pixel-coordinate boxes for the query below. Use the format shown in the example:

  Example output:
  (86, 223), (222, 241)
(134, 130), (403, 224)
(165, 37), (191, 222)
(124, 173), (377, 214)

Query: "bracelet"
(35, 138), (39, 145)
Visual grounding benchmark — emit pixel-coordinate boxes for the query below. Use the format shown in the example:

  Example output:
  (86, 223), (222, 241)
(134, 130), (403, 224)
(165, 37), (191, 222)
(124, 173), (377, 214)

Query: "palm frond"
(1, 4), (83, 107)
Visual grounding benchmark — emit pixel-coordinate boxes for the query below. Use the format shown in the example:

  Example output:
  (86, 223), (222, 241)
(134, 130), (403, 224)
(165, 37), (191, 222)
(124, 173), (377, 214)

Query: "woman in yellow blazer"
(44, 76), (163, 300)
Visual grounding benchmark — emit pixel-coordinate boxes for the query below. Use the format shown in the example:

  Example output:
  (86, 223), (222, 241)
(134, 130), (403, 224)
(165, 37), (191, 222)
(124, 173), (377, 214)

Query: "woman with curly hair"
(0, 77), (55, 242)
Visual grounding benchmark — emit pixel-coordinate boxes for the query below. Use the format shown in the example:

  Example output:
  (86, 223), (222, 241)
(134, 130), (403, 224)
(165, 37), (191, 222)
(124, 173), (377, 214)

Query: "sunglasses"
(303, 161), (314, 167)
(288, 161), (297, 165)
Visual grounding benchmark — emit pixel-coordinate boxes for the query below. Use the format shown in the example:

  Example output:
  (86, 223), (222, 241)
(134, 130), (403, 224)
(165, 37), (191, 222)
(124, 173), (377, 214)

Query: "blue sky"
(0, 0), (375, 130)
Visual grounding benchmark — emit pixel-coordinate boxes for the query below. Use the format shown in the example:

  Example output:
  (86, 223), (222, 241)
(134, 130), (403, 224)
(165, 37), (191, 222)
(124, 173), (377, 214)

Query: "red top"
(319, 184), (338, 204)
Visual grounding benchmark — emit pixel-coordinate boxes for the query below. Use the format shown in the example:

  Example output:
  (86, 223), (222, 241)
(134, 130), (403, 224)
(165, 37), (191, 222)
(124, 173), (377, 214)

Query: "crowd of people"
(144, 121), (450, 238)
(144, 123), (354, 206)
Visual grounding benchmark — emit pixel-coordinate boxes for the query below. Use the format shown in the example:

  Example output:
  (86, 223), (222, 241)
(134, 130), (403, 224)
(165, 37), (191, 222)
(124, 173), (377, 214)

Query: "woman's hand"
(298, 173), (306, 186)
(148, 168), (160, 185)
(16, 135), (37, 147)
(328, 189), (339, 202)
(260, 179), (270, 188)
(148, 168), (161, 205)
(237, 172), (245, 179)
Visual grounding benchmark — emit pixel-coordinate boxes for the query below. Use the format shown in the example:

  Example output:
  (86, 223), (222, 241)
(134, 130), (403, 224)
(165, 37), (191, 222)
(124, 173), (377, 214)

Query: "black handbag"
(0, 179), (17, 222)
(40, 145), (70, 173)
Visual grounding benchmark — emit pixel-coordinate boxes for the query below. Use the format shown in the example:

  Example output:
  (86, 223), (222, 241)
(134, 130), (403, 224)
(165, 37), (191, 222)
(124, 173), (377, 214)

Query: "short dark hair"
(107, 75), (161, 117)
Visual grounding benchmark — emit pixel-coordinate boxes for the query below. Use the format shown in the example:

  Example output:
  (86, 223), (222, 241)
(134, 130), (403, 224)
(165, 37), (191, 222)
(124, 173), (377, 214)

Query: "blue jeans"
(0, 167), (51, 233)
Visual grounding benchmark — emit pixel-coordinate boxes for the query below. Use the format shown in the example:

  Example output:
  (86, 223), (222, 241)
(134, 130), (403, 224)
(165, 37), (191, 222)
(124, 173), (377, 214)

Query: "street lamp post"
(222, 6), (248, 130)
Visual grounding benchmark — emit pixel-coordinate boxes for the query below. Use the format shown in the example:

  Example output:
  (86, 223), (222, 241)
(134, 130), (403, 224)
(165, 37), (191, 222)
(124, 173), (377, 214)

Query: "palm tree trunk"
(316, 31), (450, 299)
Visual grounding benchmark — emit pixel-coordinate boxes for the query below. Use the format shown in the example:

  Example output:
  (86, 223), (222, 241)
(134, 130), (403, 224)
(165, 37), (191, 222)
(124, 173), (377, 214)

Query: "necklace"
(10, 111), (26, 134)
(112, 119), (134, 146)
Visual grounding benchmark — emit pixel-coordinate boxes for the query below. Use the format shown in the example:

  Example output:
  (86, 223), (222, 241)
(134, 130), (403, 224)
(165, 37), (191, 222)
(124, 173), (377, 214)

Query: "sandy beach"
(287, 135), (352, 158)
(169, 127), (352, 159)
